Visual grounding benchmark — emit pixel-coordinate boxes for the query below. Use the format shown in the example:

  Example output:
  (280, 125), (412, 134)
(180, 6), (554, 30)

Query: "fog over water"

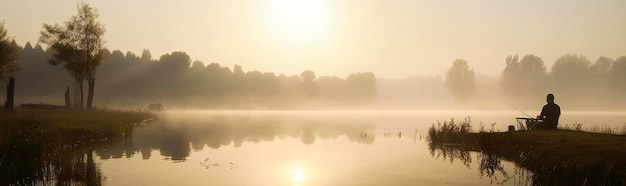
(93, 110), (625, 185)
(2, 1), (626, 111)
(2, 1), (626, 185)
(4, 44), (625, 111)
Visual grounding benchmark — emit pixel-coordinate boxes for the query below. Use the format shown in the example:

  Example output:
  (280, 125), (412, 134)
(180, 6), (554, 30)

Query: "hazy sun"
(265, 0), (331, 43)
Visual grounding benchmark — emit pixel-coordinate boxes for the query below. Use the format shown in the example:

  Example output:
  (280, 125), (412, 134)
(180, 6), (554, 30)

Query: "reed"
(427, 118), (626, 185)
(0, 109), (153, 185)
(0, 109), (153, 149)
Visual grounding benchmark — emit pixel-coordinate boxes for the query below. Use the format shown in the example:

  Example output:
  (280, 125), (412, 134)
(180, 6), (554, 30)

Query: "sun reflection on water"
(292, 168), (305, 183)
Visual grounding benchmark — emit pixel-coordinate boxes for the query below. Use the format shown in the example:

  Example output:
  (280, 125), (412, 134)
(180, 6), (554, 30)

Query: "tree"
(550, 54), (590, 91)
(39, 2), (106, 110)
(141, 49), (153, 62)
(346, 72), (376, 101)
(519, 55), (548, 82)
(0, 21), (19, 80)
(590, 56), (613, 77)
(501, 54), (548, 100)
(300, 70), (316, 84)
(300, 70), (317, 96)
(190, 60), (204, 70)
(611, 56), (626, 93)
(589, 56), (614, 93)
(445, 59), (475, 101)
(501, 55), (520, 97)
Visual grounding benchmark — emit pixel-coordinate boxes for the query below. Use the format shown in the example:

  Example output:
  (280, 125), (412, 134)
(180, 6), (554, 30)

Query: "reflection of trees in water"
(428, 143), (472, 169)
(0, 141), (103, 185)
(95, 115), (376, 161)
(512, 166), (533, 186)
(428, 142), (511, 184)
(477, 153), (509, 184)
(428, 138), (625, 185)
(0, 118), (104, 185)
(53, 150), (103, 185)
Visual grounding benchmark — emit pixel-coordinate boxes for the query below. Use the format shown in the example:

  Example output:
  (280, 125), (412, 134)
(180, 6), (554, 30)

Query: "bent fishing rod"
(504, 101), (532, 118)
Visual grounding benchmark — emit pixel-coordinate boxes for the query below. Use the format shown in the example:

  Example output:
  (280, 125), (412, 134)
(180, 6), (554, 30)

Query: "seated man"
(535, 94), (561, 130)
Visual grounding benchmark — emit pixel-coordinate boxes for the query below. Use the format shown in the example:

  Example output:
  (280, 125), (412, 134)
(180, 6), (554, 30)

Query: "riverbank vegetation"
(0, 109), (153, 185)
(428, 118), (626, 185)
(0, 109), (153, 145)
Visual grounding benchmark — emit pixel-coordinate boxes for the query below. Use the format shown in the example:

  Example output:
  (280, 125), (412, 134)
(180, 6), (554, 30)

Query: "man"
(538, 93), (561, 130)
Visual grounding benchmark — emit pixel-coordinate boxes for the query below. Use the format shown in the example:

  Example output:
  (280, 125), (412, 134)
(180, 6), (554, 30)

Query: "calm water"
(91, 110), (626, 185)
(6, 110), (626, 185)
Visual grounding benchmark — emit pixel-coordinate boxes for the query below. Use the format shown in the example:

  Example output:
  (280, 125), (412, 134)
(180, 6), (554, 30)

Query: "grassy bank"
(0, 109), (154, 185)
(428, 118), (626, 185)
(0, 109), (154, 149)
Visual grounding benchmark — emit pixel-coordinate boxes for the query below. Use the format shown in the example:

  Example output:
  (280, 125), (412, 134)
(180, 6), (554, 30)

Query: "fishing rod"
(504, 101), (532, 118)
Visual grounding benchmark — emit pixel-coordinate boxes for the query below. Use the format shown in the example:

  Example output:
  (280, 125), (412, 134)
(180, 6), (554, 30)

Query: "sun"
(264, 0), (331, 43)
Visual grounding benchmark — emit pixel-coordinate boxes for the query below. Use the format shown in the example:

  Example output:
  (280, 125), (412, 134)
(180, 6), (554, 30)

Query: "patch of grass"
(428, 118), (626, 185)
(0, 109), (154, 185)
(427, 117), (473, 144)
(0, 109), (153, 148)
(559, 121), (626, 135)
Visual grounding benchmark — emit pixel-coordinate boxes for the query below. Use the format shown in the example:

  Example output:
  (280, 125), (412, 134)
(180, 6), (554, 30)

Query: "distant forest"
(11, 43), (375, 109)
(5, 42), (626, 110)
(498, 54), (626, 109)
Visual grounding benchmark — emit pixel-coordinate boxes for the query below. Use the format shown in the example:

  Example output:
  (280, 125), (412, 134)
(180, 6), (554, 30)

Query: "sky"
(1, 0), (625, 78)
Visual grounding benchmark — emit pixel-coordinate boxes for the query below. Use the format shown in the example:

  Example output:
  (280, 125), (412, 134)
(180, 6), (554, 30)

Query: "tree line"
(0, 2), (376, 109)
(96, 50), (376, 109)
(8, 43), (376, 109)
(446, 54), (626, 108)
(6, 43), (376, 108)
(3, 2), (625, 110)
(501, 54), (626, 108)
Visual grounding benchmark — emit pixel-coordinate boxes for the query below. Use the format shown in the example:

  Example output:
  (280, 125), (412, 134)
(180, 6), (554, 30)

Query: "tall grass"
(0, 109), (153, 148)
(559, 121), (626, 135)
(427, 117), (626, 185)
(0, 109), (153, 185)
(427, 117), (472, 144)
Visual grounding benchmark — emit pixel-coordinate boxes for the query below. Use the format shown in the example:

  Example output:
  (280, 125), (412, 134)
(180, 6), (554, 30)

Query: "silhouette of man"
(537, 93), (560, 130)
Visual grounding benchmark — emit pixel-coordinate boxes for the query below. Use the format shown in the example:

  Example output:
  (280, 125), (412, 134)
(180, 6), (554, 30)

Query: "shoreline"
(0, 109), (155, 149)
(428, 128), (626, 185)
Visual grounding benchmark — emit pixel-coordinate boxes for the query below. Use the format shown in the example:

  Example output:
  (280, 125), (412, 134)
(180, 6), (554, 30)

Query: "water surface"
(95, 110), (626, 185)
(6, 110), (625, 185)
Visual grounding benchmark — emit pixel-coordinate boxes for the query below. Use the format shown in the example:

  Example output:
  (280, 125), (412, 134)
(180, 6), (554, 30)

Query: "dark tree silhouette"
(10, 41), (378, 109)
(501, 55), (520, 97)
(519, 54), (548, 86)
(611, 56), (626, 93)
(0, 21), (19, 80)
(445, 59), (475, 101)
(588, 56), (614, 94)
(300, 70), (316, 84)
(590, 56), (613, 77)
(300, 70), (317, 96)
(501, 54), (548, 100)
(550, 54), (590, 92)
(140, 49), (153, 63)
(190, 60), (204, 70)
(39, 2), (106, 110)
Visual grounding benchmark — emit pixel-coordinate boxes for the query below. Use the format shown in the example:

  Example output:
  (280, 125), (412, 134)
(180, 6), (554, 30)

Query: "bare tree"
(39, 2), (106, 110)
(0, 21), (19, 80)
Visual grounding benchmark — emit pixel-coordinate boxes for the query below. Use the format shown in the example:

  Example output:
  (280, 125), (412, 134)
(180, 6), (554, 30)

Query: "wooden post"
(4, 77), (15, 111)
(64, 86), (71, 109)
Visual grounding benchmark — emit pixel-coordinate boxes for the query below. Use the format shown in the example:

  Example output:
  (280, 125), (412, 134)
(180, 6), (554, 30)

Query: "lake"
(9, 110), (626, 185)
